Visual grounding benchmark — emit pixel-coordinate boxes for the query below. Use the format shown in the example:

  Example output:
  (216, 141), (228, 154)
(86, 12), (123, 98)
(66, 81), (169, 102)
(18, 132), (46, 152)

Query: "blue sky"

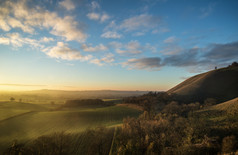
(0, 0), (238, 91)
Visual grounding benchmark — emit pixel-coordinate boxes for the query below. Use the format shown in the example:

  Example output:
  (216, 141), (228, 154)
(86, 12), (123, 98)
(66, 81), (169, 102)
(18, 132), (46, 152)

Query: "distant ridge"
(168, 64), (238, 103)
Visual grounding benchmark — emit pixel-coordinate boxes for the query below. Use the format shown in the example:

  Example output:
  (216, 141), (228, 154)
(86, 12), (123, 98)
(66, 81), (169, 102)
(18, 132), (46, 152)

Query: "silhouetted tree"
(10, 97), (15, 102)
(231, 62), (238, 67)
(51, 101), (55, 105)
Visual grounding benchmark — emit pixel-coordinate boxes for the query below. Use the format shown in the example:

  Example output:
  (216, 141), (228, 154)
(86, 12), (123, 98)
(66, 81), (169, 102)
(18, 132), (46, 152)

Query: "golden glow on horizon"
(0, 83), (169, 91)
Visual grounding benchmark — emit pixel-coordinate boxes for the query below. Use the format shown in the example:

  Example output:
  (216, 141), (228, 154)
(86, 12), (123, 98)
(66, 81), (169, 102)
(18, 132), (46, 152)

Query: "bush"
(222, 135), (237, 153)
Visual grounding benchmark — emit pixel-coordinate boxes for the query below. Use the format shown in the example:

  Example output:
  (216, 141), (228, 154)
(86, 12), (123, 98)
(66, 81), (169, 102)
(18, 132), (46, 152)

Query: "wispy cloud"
(0, 37), (10, 45)
(40, 37), (55, 43)
(119, 14), (161, 32)
(122, 57), (163, 70)
(199, 3), (215, 19)
(116, 40), (143, 55)
(87, 12), (110, 22)
(0, 33), (43, 48)
(163, 36), (176, 43)
(87, 1), (110, 23)
(59, 0), (75, 11)
(108, 41), (123, 49)
(81, 44), (108, 52)
(101, 31), (122, 39)
(44, 42), (92, 61)
(90, 53), (115, 66)
(87, 12), (100, 20)
(103, 14), (164, 37)
(90, 1), (100, 10)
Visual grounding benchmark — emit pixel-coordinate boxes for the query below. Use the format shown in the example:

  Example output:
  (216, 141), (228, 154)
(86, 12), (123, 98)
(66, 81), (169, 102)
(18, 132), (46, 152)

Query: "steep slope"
(168, 65), (238, 103)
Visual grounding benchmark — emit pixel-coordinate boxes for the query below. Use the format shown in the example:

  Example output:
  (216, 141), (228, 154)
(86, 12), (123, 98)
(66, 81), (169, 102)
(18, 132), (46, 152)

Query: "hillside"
(209, 97), (238, 115)
(168, 65), (238, 103)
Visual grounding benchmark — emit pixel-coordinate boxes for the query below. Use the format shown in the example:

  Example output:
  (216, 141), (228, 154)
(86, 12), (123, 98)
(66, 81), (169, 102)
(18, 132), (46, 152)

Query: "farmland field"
(0, 101), (142, 152)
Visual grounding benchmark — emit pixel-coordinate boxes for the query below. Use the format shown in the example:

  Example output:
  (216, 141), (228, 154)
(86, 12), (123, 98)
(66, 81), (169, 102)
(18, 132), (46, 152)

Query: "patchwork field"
(0, 101), (142, 152)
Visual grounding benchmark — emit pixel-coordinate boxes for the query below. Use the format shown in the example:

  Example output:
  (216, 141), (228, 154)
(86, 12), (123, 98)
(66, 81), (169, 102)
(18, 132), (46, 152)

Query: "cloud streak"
(81, 44), (108, 52)
(123, 57), (163, 70)
(101, 31), (122, 39)
(119, 14), (161, 32)
(122, 41), (238, 72)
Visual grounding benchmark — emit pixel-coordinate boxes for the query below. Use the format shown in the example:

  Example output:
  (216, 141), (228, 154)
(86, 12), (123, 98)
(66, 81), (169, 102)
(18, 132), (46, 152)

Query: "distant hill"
(0, 90), (149, 104)
(168, 65), (238, 103)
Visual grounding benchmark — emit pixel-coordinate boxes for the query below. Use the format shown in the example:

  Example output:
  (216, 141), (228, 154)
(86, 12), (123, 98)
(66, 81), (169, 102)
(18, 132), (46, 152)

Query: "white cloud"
(101, 53), (114, 63)
(81, 44), (108, 52)
(87, 12), (100, 20)
(90, 53), (114, 66)
(40, 37), (54, 42)
(59, 0), (75, 11)
(44, 42), (92, 61)
(90, 58), (103, 66)
(0, 33), (42, 48)
(119, 14), (161, 31)
(101, 31), (122, 39)
(0, 19), (11, 31)
(48, 16), (87, 42)
(0, 37), (10, 45)
(0, 0), (87, 42)
(115, 49), (127, 54)
(163, 36), (176, 43)
(87, 12), (110, 22)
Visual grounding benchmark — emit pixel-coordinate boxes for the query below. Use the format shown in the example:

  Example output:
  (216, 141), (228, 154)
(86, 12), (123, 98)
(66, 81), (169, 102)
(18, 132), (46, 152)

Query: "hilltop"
(168, 63), (238, 103)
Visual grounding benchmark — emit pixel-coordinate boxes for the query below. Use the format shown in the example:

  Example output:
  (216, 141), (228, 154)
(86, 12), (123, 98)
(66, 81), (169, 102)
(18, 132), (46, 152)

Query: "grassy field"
(0, 101), (142, 152)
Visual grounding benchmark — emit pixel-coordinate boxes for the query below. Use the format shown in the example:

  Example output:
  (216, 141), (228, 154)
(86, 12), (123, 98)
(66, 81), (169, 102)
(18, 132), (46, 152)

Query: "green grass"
(0, 101), (141, 152)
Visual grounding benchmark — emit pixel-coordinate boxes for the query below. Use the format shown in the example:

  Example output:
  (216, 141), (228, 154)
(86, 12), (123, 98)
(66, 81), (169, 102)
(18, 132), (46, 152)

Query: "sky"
(0, 0), (238, 91)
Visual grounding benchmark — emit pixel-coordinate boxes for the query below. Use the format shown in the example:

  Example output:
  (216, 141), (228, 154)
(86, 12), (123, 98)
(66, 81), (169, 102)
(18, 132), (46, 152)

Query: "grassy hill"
(0, 101), (141, 152)
(197, 97), (238, 117)
(168, 65), (238, 103)
(0, 101), (48, 121)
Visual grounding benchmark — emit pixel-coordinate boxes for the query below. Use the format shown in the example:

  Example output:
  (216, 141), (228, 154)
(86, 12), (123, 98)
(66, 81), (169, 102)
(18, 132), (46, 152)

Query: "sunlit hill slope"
(168, 64), (238, 103)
